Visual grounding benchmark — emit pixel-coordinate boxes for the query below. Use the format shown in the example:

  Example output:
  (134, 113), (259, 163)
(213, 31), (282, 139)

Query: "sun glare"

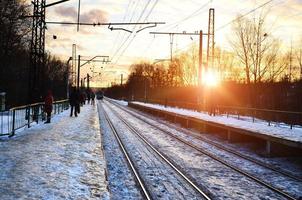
(203, 70), (220, 87)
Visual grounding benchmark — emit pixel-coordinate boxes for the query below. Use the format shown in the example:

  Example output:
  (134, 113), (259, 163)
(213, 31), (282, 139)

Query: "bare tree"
(230, 12), (285, 83)
(178, 48), (198, 86)
(230, 16), (253, 84)
(295, 39), (302, 80)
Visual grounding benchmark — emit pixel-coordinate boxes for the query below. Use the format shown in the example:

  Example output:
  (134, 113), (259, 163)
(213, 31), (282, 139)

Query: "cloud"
(54, 7), (109, 23)
(54, 7), (77, 20)
(81, 9), (109, 23)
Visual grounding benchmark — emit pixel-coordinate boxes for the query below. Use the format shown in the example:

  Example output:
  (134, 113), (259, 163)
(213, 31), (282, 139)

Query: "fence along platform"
(128, 102), (302, 156)
(0, 100), (69, 137)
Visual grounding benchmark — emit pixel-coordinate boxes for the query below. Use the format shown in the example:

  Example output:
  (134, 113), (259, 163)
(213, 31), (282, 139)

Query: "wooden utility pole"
(121, 74), (123, 86)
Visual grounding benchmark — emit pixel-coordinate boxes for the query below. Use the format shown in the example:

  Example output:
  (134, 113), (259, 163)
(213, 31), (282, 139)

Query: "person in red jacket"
(44, 90), (54, 123)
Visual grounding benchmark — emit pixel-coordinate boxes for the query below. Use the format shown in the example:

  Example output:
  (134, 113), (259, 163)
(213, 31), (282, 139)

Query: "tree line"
(0, 0), (69, 108)
(106, 10), (302, 111)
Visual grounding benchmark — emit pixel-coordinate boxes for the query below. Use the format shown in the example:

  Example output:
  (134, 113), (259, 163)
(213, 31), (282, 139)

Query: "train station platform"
(129, 101), (302, 156)
(0, 104), (109, 199)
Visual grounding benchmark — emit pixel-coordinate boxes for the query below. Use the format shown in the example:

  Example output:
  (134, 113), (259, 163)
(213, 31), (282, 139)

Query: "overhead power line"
(46, 21), (164, 26)
(112, 0), (160, 65)
(174, 0), (276, 57)
(216, 0), (275, 31)
(111, 0), (158, 62)
(110, 0), (134, 56)
(111, 0), (140, 56)
(111, 0), (153, 61)
(157, 0), (211, 31)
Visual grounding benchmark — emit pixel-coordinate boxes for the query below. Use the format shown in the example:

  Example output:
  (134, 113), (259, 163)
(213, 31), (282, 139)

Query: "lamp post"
(66, 56), (72, 98)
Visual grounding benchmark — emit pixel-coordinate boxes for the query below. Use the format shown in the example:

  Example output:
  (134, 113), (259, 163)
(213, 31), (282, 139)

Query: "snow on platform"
(132, 101), (302, 144)
(0, 105), (109, 200)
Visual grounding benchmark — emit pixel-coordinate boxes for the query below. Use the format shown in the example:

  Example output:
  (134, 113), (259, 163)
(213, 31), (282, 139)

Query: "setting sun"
(203, 69), (220, 87)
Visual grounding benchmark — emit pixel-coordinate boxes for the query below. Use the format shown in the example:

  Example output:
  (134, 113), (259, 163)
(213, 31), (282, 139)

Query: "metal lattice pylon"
(28, 0), (46, 103)
(206, 8), (215, 72)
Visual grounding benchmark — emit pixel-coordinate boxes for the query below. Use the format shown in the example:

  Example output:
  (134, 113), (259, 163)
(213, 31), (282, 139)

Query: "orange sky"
(37, 0), (302, 87)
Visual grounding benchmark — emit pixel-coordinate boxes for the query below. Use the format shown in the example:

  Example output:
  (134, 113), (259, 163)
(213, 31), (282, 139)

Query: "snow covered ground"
(109, 101), (302, 198)
(105, 101), (295, 199)
(0, 104), (109, 200)
(97, 102), (143, 200)
(101, 102), (206, 199)
(132, 101), (302, 143)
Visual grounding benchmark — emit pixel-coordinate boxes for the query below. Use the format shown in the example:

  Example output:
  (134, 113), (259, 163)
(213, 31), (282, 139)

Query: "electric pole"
(28, 0), (46, 103)
(150, 31), (208, 85)
(26, 0), (164, 103)
(27, 0), (71, 104)
(77, 55), (81, 89)
(76, 55), (110, 90)
(72, 44), (77, 87)
(206, 8), (215, 71)
(121, 74), (123, 86)
(199, 30), (203, 86)
(87, 73), (90, 89)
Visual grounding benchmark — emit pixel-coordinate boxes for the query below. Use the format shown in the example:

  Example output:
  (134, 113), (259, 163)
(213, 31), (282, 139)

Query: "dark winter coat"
(44, 93), (53, 113)
(69, 91), (78, 106)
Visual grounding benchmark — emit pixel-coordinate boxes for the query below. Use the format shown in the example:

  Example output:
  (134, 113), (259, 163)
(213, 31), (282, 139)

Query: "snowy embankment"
(132, 101), (302, 143)
(105, 97), (128, 106)
(0, 105), (109, 200)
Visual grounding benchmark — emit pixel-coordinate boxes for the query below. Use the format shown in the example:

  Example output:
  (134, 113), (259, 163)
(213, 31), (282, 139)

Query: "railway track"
(100, 103), (152, 200)
(100, 102), (212, 200)
(106, 99), (299, 200)
(108, 99), (302, 182)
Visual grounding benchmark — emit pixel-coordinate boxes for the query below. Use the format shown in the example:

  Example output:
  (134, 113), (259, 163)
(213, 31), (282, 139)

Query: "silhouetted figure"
(69, 88), (78, 117)
(87, 90), (91, 104)
(91, 92), (95, 106)
(44, 90), (53, 123)
(80, 91), (86, 106)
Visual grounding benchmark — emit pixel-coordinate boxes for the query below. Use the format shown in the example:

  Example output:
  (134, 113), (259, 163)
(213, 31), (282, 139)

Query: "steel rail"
(103, 101), (212, 200)
(109, 99), (302, 183)
(106, 99), (297, 200)
(100, 103), (152, 200)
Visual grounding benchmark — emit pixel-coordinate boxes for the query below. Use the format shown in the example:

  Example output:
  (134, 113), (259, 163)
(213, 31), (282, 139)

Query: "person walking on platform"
(80, 91), (86, 106)
(44, 90), (53, 123)
(76, 89), (81, 114)
(91, 92), (95, 106)
(87, 90), (91, 104)
(69, 88), (78, 117)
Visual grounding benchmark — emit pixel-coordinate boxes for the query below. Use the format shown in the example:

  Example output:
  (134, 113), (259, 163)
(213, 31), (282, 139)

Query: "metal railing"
(0, 99), (69, 137)
(132, 98), (302, 129)
(216, 105), (302, 129)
